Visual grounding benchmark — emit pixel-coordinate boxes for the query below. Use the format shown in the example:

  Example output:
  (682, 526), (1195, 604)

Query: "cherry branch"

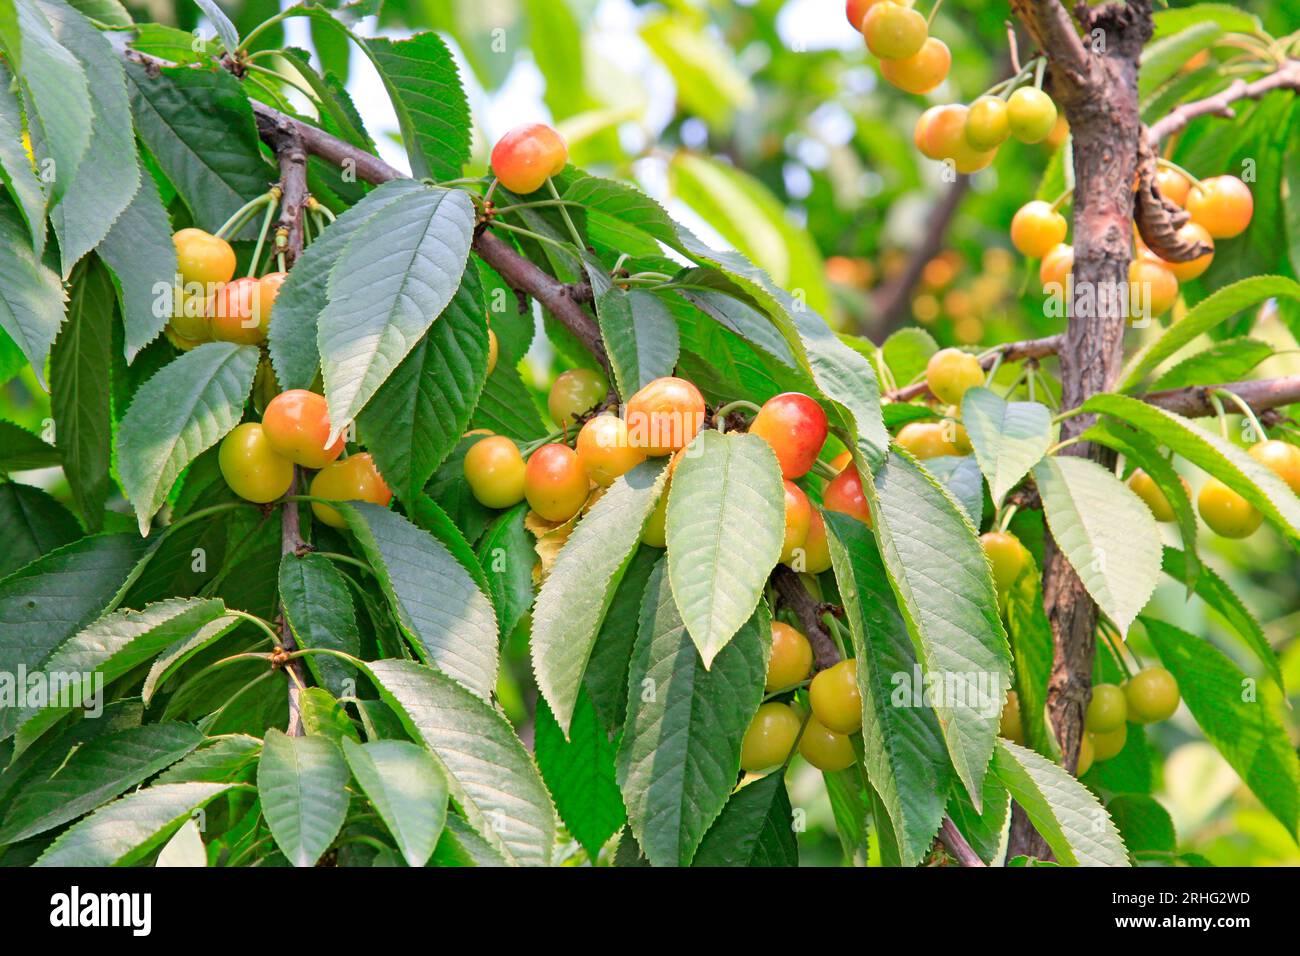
(123, 49), (611, 373)
(255, 110), (309, 268)
(770, 563), (984, 866)
(884, 335), (1063, 402)
(1148, 60), (1300, 144)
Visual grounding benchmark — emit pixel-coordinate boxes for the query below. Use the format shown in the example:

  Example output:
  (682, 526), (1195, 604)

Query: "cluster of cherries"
(218, 389), (391, 529)
(167, 228), (286, 350)
(847, 0), (952, 96)
(1001, 666), (1181, 776)
(1013, 169), (1255, 319)
(914, 83), (1059, 175)
(1130, 437), (1300, 540)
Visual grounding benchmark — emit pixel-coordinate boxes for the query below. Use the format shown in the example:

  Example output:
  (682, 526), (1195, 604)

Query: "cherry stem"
(1049, 188), (1073, 213)
(489, 219), (577, 257)
(998, 503), (1019, 533)
(1208, 391), (1230, 440)
(545, 177), (585, 249)
(247, 196), (281, 278)
(227, 609), (282, 647)
(714, 399), (762, 425)
(215, 191), (275, 240)
(1154, 157), (1203, 189)
(1215, 388), (1265, 442)
(927, 0), (944, 27)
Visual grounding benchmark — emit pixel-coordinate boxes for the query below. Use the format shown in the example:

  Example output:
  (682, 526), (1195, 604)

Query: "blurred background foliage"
(3, 0), (1300, 865)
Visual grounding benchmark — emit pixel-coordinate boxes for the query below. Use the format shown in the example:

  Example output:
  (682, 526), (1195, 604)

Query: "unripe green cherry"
(1085, 683), (1127, 734)
(1089, 723), (1127, 762)
(1125, 667), (1180, 723)
(1006, 87), (1058, 144)
(219, 423), (294, 503)
(547, 368), (608, 430)
(809, 659), (861, 734)
(965, 96), (1010, 150)
(926, 347), (985, 405)
(739, 702), (802, 772)
(981, 531), (1027, 592)
(798, 715), (857, 772)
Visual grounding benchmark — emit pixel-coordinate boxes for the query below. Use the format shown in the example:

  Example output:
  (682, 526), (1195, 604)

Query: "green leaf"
(474, 503), (533, 641)
(469, 358), (548, 440)
(1089, 721), (1155, 795)
(1139, 21), (1223, 99)
(340, 502), (498, 700)
(1152, 4), (1257, 37)
(0, 62), (47, 252)
(1107, 794), (1176, 854)
(961, 387), (1054, 503)
(0, 722), (202, 843)
(1084, 418), (1200, 588)
(881, 327), (938, 388)
(991, 739), (1130, 866)
(583, 544), (660, 737)
(1004, 561), (1057, 758)
(1161, 546), (1281, 689)
(258, 728), (350, 867)
(692, 772), (797, 866)
(363, 658), (557, 866)
(0, 532), (149, 726)
(534, 690), (625, 859)
(342, 737), (449, 868)
(1144, 616), (1300, 836)
(41, 0), (139, 276)
(124, 60), (274, 236)
(193, 0), (238, 54)
(319, 186), (476, 438)
(0, 194), (66, 387)
(6, 0), (91, 208)
(155, 817), (206, 866)
(357, 267), (489, 501)
(50, 256), (113, 526)
(1032, 454), (1162, 634)
(1149, 337), (1272, 391)
(269, 179), (425, 388)
(616, 559), (770, 867)
(593, 286), (681, 399)
(869, 450), (1010, 804)
(946, 774), (1011, 865)
(299, 686), (360, 744)
(824, 512), (952, 866)
(366, 30), (470, 182)
(0, 420), (59, 471)
(155, 734), (261, 785)
(0, 481), (80, 576)
(1083, 393), (1300, 539)
(922, 454), (984, 526)
(676, 287), (798, 369)
(35, 781), (236, 866)
(142, 614), (241, 704)
(96, 169), (175, 362)
(533, 458), (670, 730)
(116, 341), (259, 535)
(9, 597), (228, 746)
(666, 430), (784, 667)
(278, 551), (360, 697)
(1119, 276), (1300, 390)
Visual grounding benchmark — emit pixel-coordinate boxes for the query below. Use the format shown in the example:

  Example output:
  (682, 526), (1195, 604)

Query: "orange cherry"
(262, 389), (344, 470)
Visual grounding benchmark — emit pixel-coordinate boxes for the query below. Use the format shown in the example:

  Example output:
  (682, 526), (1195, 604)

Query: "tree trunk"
(1005, 0), (1152, 861)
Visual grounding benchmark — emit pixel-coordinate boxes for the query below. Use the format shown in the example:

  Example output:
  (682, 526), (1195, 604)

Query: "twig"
(939, 816), (987, 867)
(1147, 60), (1300, 143)
(256, 111), (310, 267)
(770, 565), (839, 671)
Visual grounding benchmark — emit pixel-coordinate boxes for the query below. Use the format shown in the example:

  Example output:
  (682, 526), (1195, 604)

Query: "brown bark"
(1004, 0), (1152, 861)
